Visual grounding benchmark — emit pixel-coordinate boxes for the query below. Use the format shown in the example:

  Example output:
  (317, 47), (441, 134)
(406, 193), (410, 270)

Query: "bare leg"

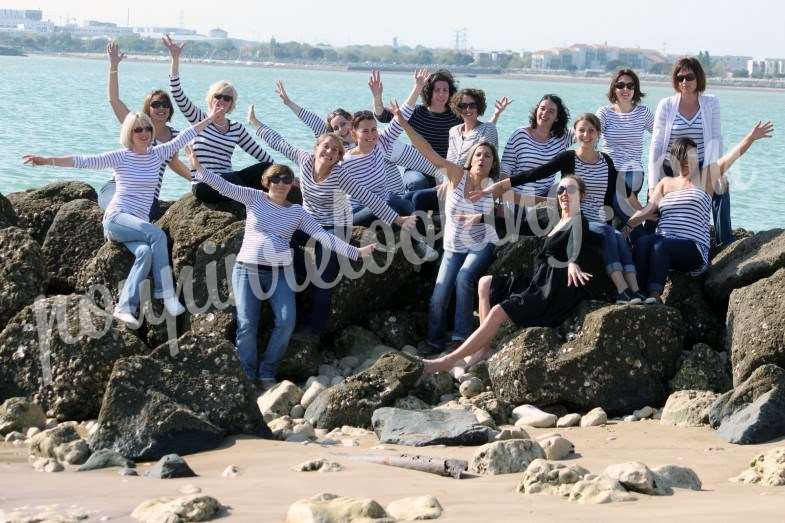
(623, 272), (640, 292)
(423, 304), (510, 374)
(609, 271), (629, 293)
(478, 275), (493, 323)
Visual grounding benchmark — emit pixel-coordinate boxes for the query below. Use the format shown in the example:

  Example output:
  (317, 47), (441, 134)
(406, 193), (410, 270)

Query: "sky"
(9, 0), (783, 58)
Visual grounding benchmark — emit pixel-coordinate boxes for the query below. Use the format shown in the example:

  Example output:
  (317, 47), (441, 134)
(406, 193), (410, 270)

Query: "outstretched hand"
(749, 120), (774, 141)
(494, 97), (513, 115)
(368, 70), (383, 97)
(183, 145), (200, 170)
(247, 104), (261, 129)
(275, 80), (291, 105)
(107, 41), (126, 66)
(396, 214), (417, 231)
(22, 154), (49, 166)
(413, 68), (430, 90)
(358, 243), (377, 257)
(162, 34), (185, 58)
(468, 180), (504, 202)
(567, 262), (592, 287)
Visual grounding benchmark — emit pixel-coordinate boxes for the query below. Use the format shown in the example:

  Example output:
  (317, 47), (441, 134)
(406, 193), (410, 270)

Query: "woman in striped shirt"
(478, 114), (645, 303)
(163, 35), (274, 204)
(595, 69), (654, 219)
(500, 94), (573, 236)
(248, 106), (415, 338)
(23, 108), (221, 328)
(103, 41), (193, 219)
(628, 121), (772, 303)
(185, 149), (376, 389)
(393, 103), (500, 354)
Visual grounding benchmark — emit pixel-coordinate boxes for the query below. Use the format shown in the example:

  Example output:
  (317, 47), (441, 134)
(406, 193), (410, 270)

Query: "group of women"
(22, 38), (773, 387)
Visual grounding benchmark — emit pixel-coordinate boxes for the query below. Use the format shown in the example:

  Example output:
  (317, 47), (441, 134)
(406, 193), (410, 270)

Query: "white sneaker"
(163, 296), (186, 316)
(414, 240), (439, 262)
(113, 308), (141, 329)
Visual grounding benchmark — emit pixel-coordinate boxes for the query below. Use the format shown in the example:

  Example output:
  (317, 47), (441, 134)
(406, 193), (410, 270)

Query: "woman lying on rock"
(183, 146), (376, 390)
(421, 175), (602, 374)
(627, 121), (773, 303)
(22, 107), (223, 328)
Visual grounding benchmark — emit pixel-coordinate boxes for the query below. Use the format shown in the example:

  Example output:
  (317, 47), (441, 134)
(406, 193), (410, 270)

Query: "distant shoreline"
(26, 51), (785, 94)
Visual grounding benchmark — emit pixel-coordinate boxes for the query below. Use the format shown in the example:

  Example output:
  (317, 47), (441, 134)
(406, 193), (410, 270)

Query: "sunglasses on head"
(268, 174), (294, 185)
(133, 125), (153, 133)
(213, 93), (234, 102)
(557, 185), (579, 195)
(457, 102), (478, 110)
(676, 73), (696, 83)
(150, 100), (171, 109)
(614, 81), (635, 90)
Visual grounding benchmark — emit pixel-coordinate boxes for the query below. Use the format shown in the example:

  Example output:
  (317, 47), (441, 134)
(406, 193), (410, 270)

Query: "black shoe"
(633, 291), (648, 303)
(616, 289), (641, 304)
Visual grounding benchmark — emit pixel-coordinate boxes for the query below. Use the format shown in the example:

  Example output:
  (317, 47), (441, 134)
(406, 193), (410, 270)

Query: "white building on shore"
(0, 8), (54, 32)
(531, 43), (666, 73)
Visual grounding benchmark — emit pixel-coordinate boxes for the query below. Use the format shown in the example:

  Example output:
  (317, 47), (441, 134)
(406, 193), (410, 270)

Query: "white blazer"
(647, 93), (722, 190)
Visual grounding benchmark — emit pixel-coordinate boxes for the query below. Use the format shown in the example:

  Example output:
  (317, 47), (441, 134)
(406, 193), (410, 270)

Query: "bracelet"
(109, 69), (118, 73)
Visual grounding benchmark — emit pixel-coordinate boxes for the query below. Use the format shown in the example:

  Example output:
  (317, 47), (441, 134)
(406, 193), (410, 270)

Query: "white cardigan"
(647, 94), (722, 190)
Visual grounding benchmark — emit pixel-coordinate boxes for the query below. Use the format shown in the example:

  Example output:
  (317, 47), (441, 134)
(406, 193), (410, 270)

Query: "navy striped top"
(501, 128), (574, 197)
(443, 173), (498, 253)
(656, 186), (711, 274)
(667, 112), (706, 164)
(596, 104), (654, 172)
(170, 75), (273, 177)
(193, 167), (360, 266)
(574, 155), (613, 224)
(378, 105), (463, 158)
(74, 127), (198, 222)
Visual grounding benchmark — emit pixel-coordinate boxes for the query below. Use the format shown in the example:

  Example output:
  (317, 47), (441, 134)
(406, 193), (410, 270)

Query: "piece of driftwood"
(343, 452), (468, 479)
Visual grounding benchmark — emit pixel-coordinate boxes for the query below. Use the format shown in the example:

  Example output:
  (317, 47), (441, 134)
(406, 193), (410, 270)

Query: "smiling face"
(614, 74), (635, 104)
(431, 80), (451, 111)
(557, 177), (583, 216)
(459, 94), (479, 123)
(146, 93), (173, 124)
(131, 118), (154, 149)
(314, 135), (344, 166)
(468, 144), (495, 177)
(676, 66), (697, 95)
(574, 119), (598, 148)
(536, 99), (558, 129)
(329, 114), (353, 142)
(352, 118), (379, 151)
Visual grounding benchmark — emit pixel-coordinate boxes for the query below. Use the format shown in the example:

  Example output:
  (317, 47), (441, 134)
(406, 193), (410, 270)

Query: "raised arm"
(22, 155), (76, 168)
(185, 146), (258, 205)
(469, 151), (569, 202)
(164, 36), (204, 124)
(106, 41), (131, 123)
(627, 181), (665, 228)
(162, 34), (183, 78)
(24, 149), (126, 170)
(275, 80), (304, 118)
(376, 70), (428, 152)
(709, 121), (773, 194)
(488, 97), (512, 125)
(249, 104), (310, 166)
(151, 105), (225, 161)
(369, 70), (387, 118)
(390, 143), (438, 177)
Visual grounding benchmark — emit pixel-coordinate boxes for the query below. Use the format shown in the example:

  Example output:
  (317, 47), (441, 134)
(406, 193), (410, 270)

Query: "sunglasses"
(268, 174), (294, 185)
(557, 185), (579, 195)
(676, 74), (696, 83)
(614, 81), (635, 90)
(457, 102), (478, 110)
(132, 125), (153, 133)
(213, 93), (234, 102)
(150, 100), (171, 109)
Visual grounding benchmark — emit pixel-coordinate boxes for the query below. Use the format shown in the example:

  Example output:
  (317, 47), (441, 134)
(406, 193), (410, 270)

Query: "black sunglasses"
(457, 102), (478, 110)
(150, 100), (171, 109)
(676, 74), (696, 83)
(614, 81), (635, 90)
(213, 93), (234, 102)
(557, 185), (579, 195)
(268, 174), (294, 185)
(132, 125), (153, 133)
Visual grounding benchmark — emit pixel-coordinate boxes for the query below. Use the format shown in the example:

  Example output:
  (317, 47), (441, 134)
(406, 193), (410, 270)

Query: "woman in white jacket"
(648, 57), (732, 245)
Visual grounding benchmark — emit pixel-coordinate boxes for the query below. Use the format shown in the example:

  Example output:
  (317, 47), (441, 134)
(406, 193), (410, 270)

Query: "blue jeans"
(426, 244), (495, 349)
(713, 190), (733, 245)
(588, 222), (636, 275)
(352, 193), (414, 227)
(102, 212), (176, 313)
(402, 169), (436, 194)
(232, 262), (296, 380)
(633, 234), (703, 294)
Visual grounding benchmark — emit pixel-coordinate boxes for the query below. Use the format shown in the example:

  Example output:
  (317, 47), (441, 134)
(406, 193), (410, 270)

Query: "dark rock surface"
(372, 407), (496, 446)
(367, 310), (423, 349)
(0, 226), (48, 326)
(0, 192), (17, 229)
(75, 241), (134, 299)
(143, 453), (198, 479)
(7, 181), (97, 244)
(78, 449), (135, 471)
(0, 397), (46, 435)
(669, 344), (732, 393)
(662, 273), (721, 347)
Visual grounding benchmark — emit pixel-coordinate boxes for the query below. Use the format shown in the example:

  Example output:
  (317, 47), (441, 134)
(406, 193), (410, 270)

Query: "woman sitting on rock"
(184, 147), (376, 390)
(391, 103), (500, 355)
(627, 121), (773, 304)
(163, 35), (274, 204)
(23, 108), (222, 328)
(422, 175), (601, 374)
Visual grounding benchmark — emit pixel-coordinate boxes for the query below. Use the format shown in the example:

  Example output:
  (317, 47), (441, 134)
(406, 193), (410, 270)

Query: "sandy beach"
(2, 420), (784, 522)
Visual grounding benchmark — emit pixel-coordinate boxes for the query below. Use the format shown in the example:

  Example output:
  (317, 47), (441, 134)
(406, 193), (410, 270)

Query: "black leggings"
(192, 162), (273, 203)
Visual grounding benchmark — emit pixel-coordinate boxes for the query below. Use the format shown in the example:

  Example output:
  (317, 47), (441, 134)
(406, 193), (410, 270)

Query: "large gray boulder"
(488, 236), (539, 278)
(75, 240), (134, 299)
(0, 226), (48, 326)
(0, 192), (17, 229)
(669, 343), (732, 393)
(704, 228), (785, 302)
(7, 181), (97, 243)
(662, 273), (720, 347)
(89, 332), (268, 460)
(708, 364), (785, 444)
(366, 310), (423, 350)
(372, 407), (496, 446)
(660, 390), (719, 427)
(304, 352), (423, 430)
(470, 438), (546, 474)
(488, 303), (684, 415)
(0, 294), (144, 420)
(41, 199), (105, 293)
(0, 397), (46, 435)
(726, 268), (785, 385)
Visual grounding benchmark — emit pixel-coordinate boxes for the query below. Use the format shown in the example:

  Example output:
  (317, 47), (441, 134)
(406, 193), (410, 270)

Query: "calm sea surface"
(3, 55), (784, 231)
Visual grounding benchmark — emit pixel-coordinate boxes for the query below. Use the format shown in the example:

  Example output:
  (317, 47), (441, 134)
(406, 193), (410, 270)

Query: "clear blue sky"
(10, 0), (782, 58)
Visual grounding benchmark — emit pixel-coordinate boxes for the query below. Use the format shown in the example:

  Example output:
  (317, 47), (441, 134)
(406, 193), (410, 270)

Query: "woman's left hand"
(246, 104), (261, 128)
(183, 145), (200, 171)
(567, 262), (592, 287)
(494, 97), (512, 115)
(749, 120), (774, 141)
(22, 154), (49, 166)
(468, 181), (503, 202)
(207, 105), (226, 121)
(358, 243), (377, 257)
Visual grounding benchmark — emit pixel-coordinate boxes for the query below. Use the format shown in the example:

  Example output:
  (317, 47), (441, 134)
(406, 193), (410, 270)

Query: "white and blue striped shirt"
(193, 167), (360, 266)
(596, 104), (654, 173)
(575, 155), (612, 224)
(657, 186), (711, 274)
(443, 173), (498, 253)
(667, 112), (706, 165)
(170, 75), (273, 177)
(74, 127), (198, 222)
(501, 128), (574, 197)
(447, 121), (499, 165)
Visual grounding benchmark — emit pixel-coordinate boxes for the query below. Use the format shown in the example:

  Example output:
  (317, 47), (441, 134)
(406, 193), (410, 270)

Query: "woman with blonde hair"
(163, 35), (274, 203)
(23, 107), (223, 327)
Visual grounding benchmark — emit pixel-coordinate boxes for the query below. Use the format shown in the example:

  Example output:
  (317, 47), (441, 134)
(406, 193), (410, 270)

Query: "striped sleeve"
(169, 75), (205, 124)
(193, 167), (260, 205)
(500, 128), (522, 177)
(151, 126), (198, 162)
(482, 123), (499, 148)
(644, 107), (655, 133)
(236, 125), (274, 164)
(509, 151), (570, 186)
(298, 211), (360, 260)
(258, 126), (310, 166)
(336, 168), (399, 224)
(391, 143), (438, 176)
(378, 104), (414, 153)
(73, 150), (128, 170)
(298, 107), (329, 137)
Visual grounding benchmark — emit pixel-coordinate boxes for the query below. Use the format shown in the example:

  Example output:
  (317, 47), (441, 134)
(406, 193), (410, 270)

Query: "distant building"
(62, 20), (134, 38)
(0, 8), (54, 32)
(747, 59), (765, 77)
(134, 26), (198, 39)
(764, 58), (785, 76)
(714, 55), (753, 72)
(208, 27), (228, 39)
(531, 43), (666, 72)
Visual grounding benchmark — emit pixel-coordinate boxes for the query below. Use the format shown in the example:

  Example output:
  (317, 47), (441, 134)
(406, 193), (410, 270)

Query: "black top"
(377, 105), (462, 158)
